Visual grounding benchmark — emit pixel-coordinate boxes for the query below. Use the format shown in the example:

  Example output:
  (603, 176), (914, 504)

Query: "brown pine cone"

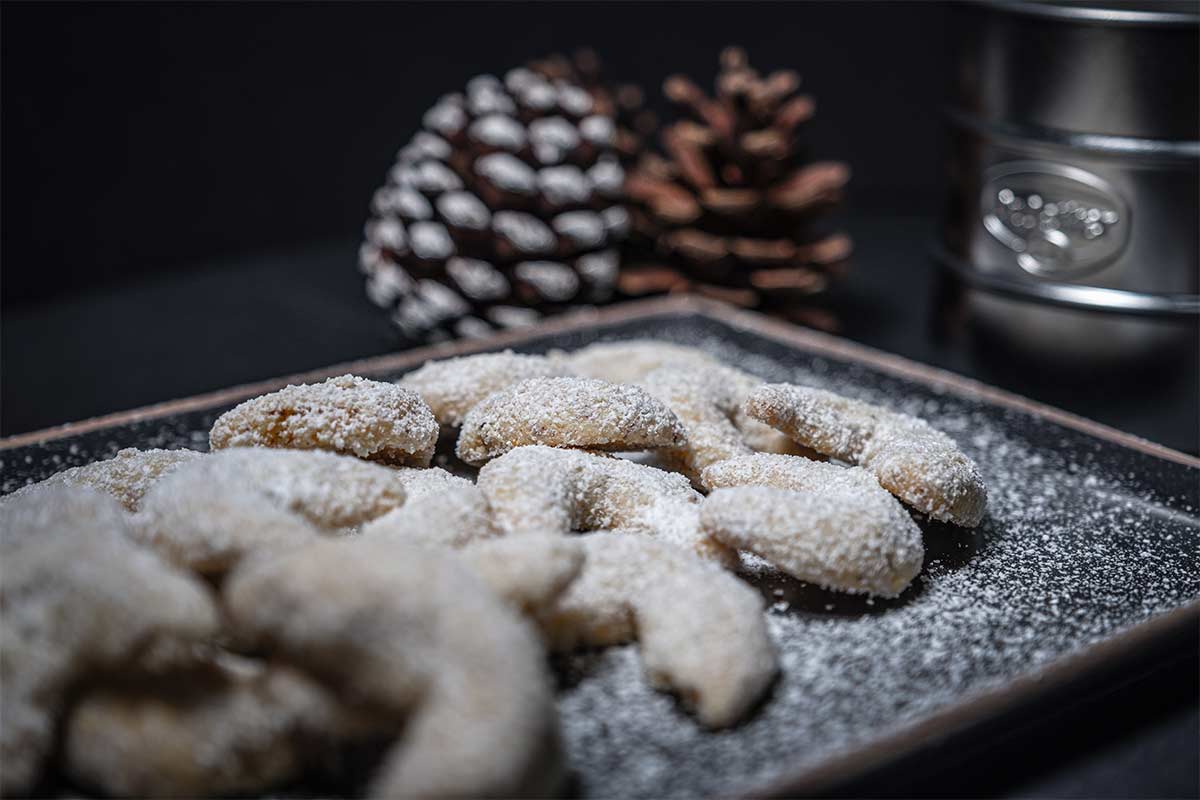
(621, 47), (852, 329)
(360, 69), (630, 342)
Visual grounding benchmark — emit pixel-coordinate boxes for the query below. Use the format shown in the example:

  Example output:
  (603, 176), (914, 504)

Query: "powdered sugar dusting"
(1, 447), (204, 512)
(399, 350), (574, 427)
(1, 316), (1196, 799)
(542, 532), (776, 728)
(477, 445), (732, 565)
(701, 455), (925, 597)
(548, 327), (1198, 798)
(747, 384), (988, 527)
(209, 375), (438, 467)
(456, 377), (687, 465)
(639, 366), (752, 484)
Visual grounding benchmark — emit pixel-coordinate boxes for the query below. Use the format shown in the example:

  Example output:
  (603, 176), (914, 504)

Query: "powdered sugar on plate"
(2, 314), (1196, 799)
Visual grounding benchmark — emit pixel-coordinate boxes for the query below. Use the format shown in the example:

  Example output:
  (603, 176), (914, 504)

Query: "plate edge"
(2, 295), (1196, 471)
(746, 599), (1200, 798)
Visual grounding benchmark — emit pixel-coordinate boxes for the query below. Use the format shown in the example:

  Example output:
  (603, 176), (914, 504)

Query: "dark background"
(2, 3), (1197, 797)
(2, 1), (947, 306)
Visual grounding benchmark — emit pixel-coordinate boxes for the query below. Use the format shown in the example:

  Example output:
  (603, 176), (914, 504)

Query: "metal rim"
(947, 109), (1200, 161)
(979, 0), (1200, 26)
(934, 246), (1200, 318)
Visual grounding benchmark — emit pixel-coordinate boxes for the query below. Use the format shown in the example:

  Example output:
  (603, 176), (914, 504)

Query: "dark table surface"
(3, 214), (1197, 797)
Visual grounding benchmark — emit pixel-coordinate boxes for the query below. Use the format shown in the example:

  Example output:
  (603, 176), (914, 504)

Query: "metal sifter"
(939, 0), (1198, 360)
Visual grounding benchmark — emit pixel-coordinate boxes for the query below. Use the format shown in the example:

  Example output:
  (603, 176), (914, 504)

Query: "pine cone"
(526, 49), (657, 165)
(621, 47), (851, 329)
(360, 69), (630, 342)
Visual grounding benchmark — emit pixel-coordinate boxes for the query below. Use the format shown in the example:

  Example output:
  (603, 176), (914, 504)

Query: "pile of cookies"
(0, 340), (987, 798)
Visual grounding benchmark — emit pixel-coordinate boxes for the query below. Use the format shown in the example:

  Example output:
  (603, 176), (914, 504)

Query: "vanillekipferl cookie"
(477, 445), (734, 566)
(0, 333), (997, 796)
(745, 383), (988, 527)
(456, 377), (686, 465)
(701, 454), (925, 597)
(399, 350), (575, 427)
(210, 374), (438, 467)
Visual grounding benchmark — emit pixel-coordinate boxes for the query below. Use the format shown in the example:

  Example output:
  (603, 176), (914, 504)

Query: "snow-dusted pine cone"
(526, 49), (656, 165)
(360, 69), (631, 342)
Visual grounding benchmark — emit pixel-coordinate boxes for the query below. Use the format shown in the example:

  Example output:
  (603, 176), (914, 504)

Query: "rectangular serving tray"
(3, 296), (1197, 798)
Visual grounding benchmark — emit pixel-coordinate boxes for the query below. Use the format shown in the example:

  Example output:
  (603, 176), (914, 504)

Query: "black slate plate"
(3, 296), (1198, 798)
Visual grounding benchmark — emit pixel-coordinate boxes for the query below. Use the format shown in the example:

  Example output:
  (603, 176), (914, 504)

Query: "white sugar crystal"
(400, 350), (573, 427)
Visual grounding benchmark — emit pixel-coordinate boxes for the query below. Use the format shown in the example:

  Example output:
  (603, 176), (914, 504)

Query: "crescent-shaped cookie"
(399, 350), (575, 427)
(566, 339), (721, 385)
(360, 481), (498, 549)
(210, 374), (438, 467)
(477, 445), (733, 565)
(3, 448), (205, 512)
(541, 532), (777, 728)
(745, 384), (987, 526)
(456, 377), (686, 465)
(134, 448), (409, 574)
(223, 537), (563, 798)
(639, 367), (754, 485)
(1, 487), (219, 795)
(701, 454), (925, 597)
(568, 339), (808, 457)
(63, 656), (370, 797)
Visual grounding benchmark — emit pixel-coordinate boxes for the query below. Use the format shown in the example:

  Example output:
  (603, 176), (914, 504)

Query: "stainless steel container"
(941, 0), (1199, 361)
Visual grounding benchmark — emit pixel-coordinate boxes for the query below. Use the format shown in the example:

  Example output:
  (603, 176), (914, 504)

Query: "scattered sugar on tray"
(2, 327), (1196, 799)
(548, 334), (1196, 798)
